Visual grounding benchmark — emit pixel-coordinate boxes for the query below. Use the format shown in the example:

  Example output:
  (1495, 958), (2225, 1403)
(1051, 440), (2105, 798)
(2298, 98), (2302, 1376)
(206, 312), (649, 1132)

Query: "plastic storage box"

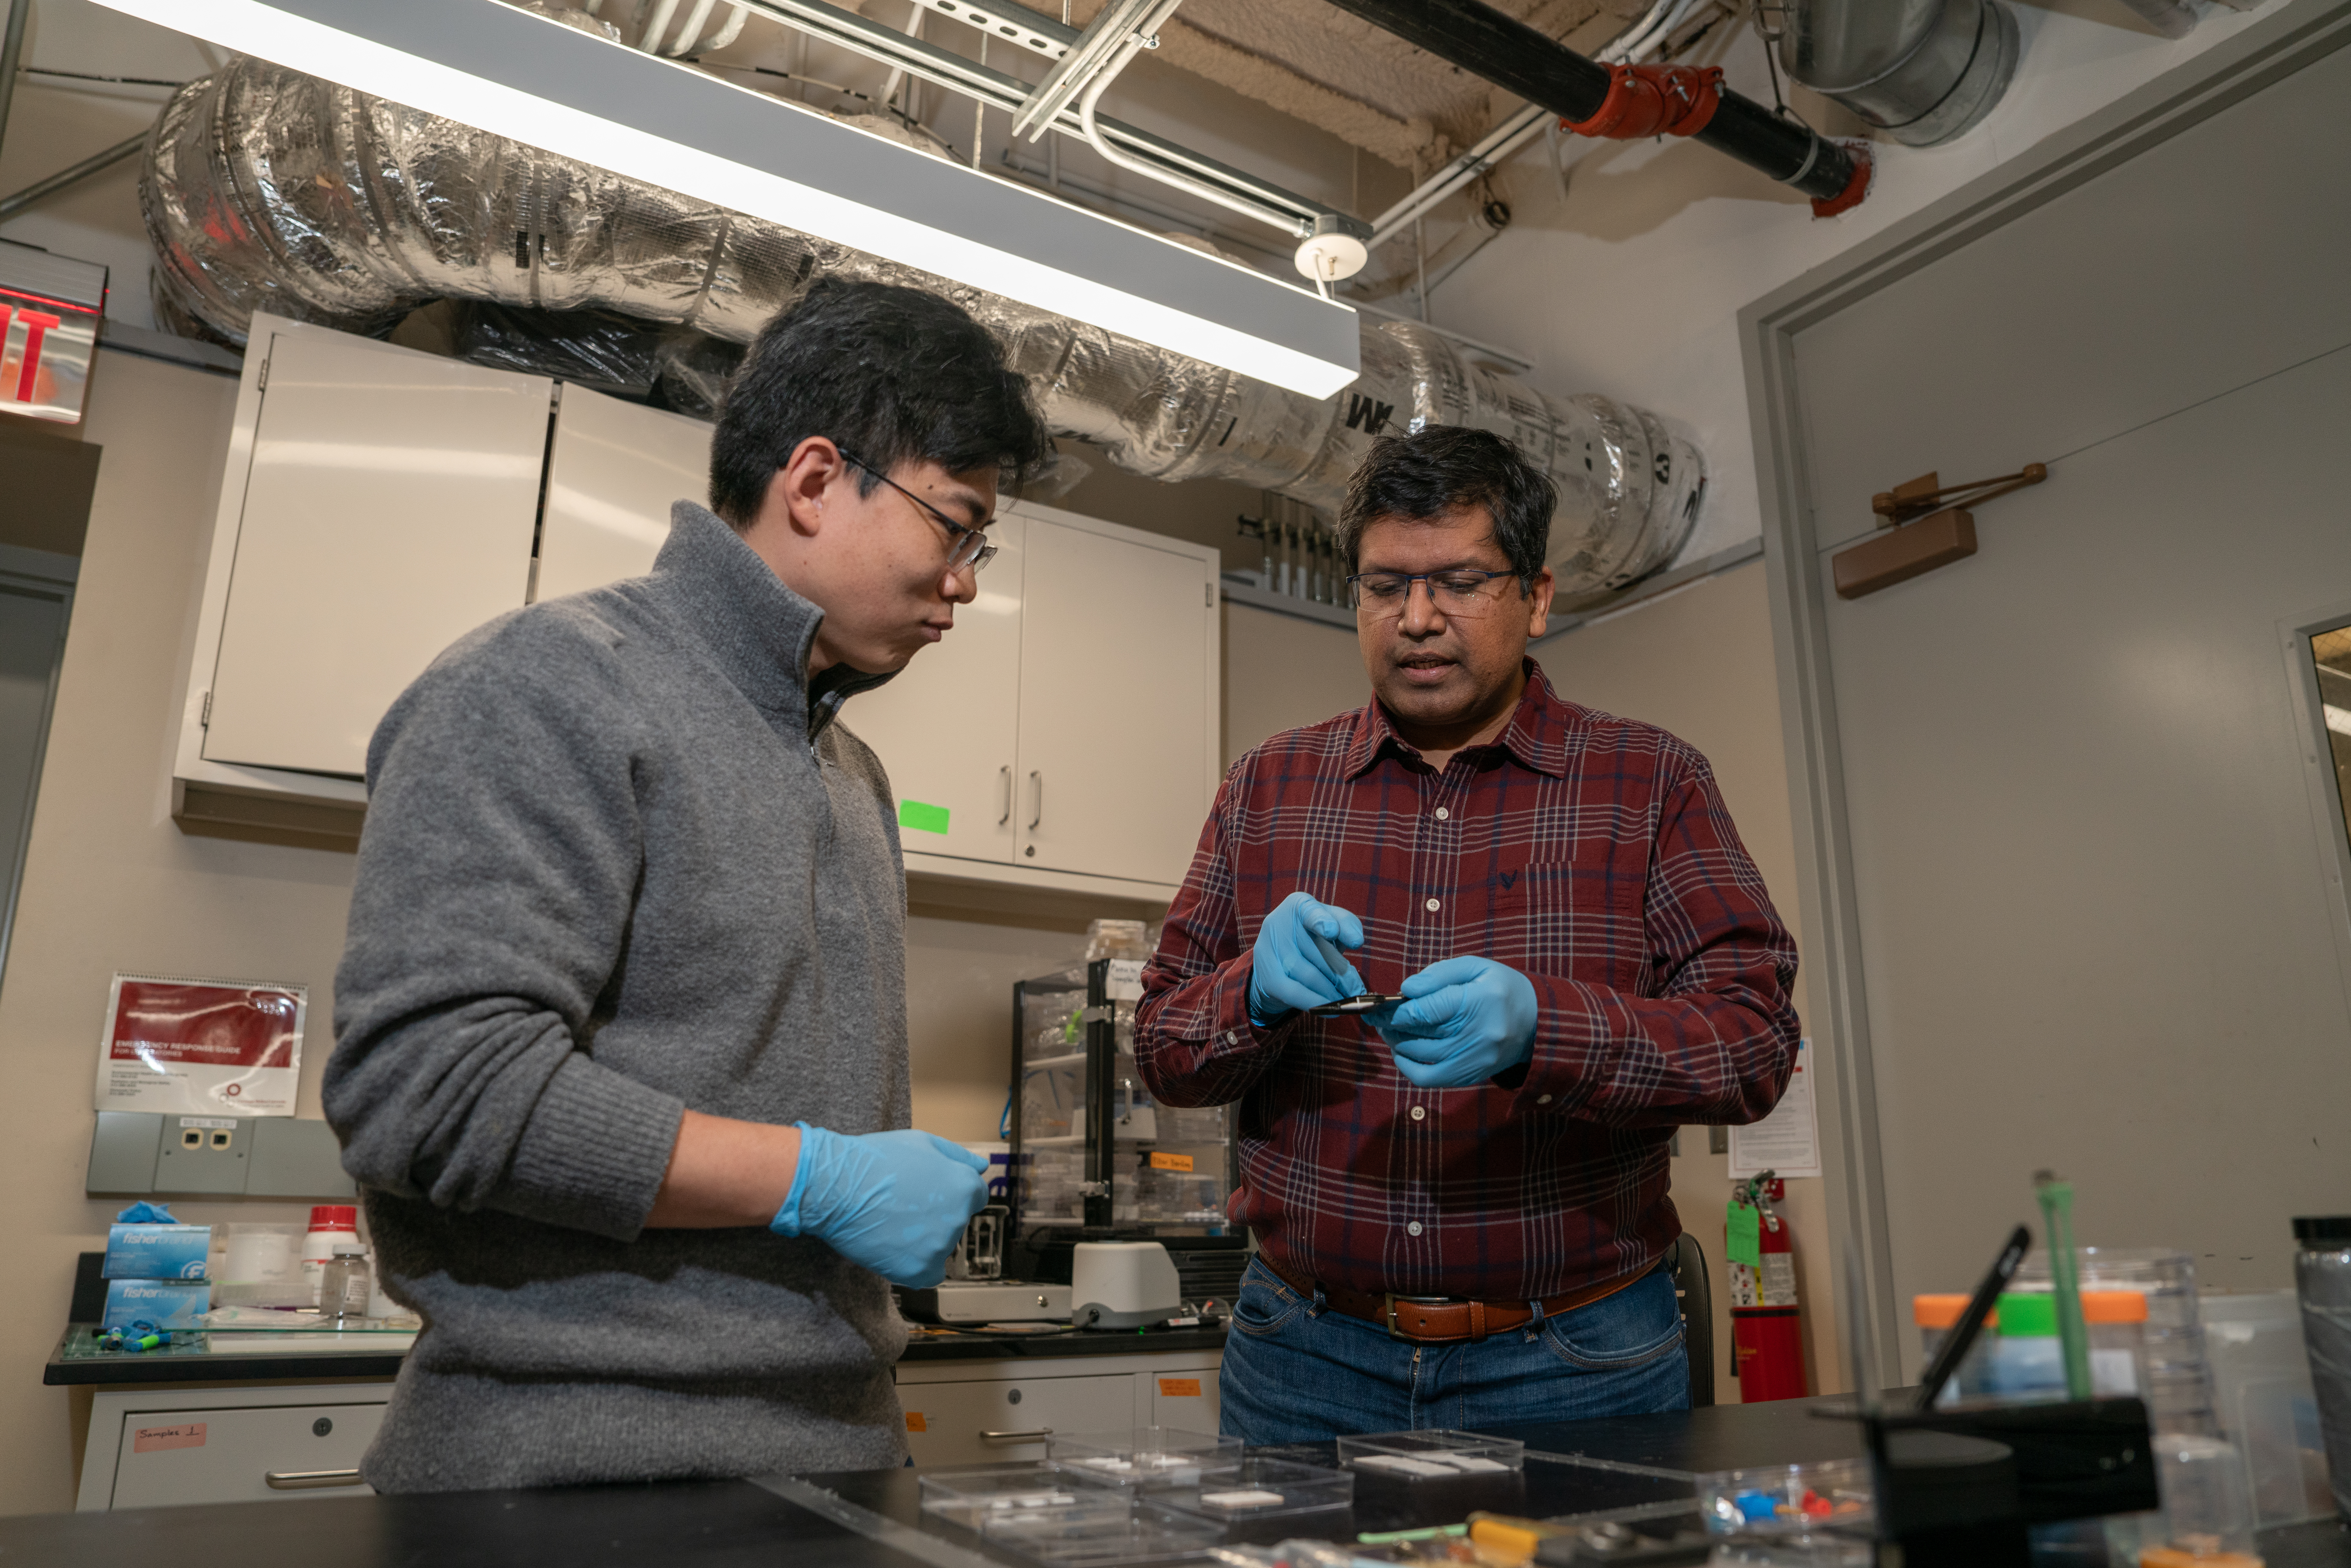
(1335, 1429), (1525, 1478)
(916, 1466), (1130, 1531)
(1138, 1457), (1354, 1522)
(979, 1506), (1226, 1566)
(1696, 1458), (1873, 1535)
(1048, 1427), (1243, 1488)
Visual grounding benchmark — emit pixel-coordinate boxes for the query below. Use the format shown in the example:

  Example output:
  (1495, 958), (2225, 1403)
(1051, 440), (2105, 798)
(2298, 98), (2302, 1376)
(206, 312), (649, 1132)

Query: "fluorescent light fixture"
(86, 0), (1361, 398)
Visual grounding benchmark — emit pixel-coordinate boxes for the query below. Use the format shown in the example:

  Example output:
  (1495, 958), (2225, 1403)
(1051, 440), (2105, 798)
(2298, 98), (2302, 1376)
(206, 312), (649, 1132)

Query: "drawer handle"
(978, 1428), (1053, 1444)
(265, 1468), (365, 1490)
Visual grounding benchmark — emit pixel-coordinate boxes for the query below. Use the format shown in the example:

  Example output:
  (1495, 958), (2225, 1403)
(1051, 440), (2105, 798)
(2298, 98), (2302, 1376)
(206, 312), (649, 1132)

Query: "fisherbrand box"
(103, 1223), (212, 1280)
(102, 1278), (212, 1330)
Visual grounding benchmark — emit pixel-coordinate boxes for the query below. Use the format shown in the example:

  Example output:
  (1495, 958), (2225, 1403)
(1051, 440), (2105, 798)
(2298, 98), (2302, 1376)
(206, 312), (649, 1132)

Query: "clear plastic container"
(1335, 1429), (1524, 1478)
(917, 1466), (1129, 1530)
(1975, 1291), (2148, 1402)
(2014, 1248), (2214, 1434)
(1048, 1427), (1243, 1489)
(1137, 1457), (1353, 1522)
(2292, 1215), (2351, 1523)
(2201, 1289), (2334, 1527)
(1695, 1458), (1873, 1535)
(2136, 1432), (2262, 1568)
(980, 1507), (1224, 1566)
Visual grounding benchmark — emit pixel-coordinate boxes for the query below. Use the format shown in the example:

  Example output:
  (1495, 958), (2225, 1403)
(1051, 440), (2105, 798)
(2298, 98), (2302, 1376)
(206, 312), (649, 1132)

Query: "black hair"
(1336, 424), (1557, 582)
(707, 278), (1052, 527)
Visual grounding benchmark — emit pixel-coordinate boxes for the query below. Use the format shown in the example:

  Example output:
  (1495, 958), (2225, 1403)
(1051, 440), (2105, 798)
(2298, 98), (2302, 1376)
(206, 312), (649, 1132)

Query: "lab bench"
(5, 1397), (2342, 1567)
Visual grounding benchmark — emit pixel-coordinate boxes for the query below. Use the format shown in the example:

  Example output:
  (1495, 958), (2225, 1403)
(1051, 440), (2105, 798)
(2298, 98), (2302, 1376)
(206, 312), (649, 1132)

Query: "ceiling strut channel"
(1368, 103), (1545, 249)
(1010, 0), (1165, 142)
(906, 0), (1078, 61)
(736, 0), (1338, 234)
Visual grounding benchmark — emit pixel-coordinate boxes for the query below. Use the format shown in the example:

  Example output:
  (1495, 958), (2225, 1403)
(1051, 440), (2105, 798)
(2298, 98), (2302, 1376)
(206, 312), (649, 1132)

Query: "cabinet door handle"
(979, 1428), (1053, 1444)
(998, 765), (1012, 826)
(265, 1468), (365, 1490)
(1027, 770), (1043, 830)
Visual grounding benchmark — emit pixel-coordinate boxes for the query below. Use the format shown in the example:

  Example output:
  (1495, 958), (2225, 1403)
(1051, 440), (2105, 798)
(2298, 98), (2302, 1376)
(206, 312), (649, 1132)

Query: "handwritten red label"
(133, 1424), (207, 1453)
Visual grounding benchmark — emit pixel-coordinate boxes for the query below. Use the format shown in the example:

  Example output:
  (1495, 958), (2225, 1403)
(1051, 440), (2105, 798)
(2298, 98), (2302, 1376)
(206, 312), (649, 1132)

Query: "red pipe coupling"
(1562, 64), (1725, 140)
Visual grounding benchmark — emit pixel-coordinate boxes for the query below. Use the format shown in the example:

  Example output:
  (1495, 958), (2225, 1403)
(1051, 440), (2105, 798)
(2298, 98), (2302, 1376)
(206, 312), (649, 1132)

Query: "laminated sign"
(93, 975), (306, 1117)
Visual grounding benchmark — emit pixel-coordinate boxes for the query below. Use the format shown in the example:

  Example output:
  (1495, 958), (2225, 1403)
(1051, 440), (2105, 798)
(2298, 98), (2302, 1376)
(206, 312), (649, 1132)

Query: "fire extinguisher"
(1727, 1172), (1808, 1402)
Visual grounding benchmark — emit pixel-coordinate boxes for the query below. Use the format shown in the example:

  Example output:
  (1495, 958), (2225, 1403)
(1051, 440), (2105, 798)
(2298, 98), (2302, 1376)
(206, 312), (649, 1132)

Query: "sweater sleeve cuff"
(498, 1054), (687, 1242)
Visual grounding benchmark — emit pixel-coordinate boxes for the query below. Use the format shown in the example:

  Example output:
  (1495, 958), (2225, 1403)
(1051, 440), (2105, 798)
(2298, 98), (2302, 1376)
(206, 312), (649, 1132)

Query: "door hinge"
(256, 355), (269, 391)
(199, 689), (212, 727)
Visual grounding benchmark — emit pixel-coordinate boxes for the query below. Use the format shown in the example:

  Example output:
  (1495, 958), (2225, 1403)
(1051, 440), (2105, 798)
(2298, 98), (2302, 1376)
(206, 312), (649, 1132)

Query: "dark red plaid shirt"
(1135, 660), (1800, 1301)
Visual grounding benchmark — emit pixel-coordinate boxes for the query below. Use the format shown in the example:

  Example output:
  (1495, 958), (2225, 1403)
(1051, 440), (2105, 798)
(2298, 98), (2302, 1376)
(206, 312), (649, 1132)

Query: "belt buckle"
(1382, 1293), (1449, 1341)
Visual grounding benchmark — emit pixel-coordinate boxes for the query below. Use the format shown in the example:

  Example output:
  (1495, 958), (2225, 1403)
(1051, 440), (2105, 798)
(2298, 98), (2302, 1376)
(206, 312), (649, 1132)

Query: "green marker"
(1357, 1523), (1466, 1544)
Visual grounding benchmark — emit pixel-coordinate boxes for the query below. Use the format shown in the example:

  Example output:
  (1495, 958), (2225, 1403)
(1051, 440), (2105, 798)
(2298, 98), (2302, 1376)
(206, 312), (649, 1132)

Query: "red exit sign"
(0, 239), (108, 426)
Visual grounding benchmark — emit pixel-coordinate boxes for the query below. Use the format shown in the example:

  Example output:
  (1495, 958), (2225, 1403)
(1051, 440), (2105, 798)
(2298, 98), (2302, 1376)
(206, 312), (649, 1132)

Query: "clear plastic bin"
(1048, 1427), (1243, 1488)
(917, 1466), (1131, 1530)
(980, 1506), (1225, 1565)
(2201, 1289), (2335, 1526)
(1695, 1458), (1873, 1535)
(1137, 1457), (1354, 1521)
(2013, 1248), (2214, 1435)
(1335, 1429), (1525, 1478)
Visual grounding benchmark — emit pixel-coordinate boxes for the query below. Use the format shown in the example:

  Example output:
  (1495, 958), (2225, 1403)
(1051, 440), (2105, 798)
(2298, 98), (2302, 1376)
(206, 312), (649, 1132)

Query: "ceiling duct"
(1776, 0), (2020, 147)
(141, 58), (1704, 602)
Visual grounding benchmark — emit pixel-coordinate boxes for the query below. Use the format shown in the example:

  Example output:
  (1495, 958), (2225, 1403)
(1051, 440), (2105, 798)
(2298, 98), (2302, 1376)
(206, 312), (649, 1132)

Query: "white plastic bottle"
(300, 1204), (359, 1307)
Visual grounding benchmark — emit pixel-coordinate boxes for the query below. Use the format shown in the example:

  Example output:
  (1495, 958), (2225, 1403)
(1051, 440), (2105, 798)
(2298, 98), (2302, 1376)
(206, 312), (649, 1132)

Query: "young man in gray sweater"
(324, 279), (1053, 1491)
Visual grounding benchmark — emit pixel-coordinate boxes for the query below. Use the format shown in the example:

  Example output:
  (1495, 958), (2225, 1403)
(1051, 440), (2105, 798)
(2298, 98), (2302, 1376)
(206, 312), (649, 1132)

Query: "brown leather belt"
(1261, 1255), (1653, 1344)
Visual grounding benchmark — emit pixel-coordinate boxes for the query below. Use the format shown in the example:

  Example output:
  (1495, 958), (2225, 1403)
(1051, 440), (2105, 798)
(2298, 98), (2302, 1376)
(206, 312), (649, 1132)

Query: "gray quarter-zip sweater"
(325, 503), (910, 1492)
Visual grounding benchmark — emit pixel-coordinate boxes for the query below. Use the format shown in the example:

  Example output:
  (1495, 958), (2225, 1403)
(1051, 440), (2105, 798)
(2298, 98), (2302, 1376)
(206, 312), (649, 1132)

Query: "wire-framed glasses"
(836, 446), (998, 574)
(1346, 569), (1526, 618)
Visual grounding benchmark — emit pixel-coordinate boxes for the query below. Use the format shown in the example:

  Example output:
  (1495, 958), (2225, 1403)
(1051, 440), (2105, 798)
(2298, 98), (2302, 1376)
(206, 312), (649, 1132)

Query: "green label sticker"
(1727, 1200), (1761, 1268)
(897, 800), (950, 835)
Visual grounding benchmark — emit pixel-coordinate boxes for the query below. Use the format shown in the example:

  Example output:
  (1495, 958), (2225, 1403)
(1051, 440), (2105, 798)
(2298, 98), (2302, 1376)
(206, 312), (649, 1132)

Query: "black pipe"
(1320, 0), (1860, 204)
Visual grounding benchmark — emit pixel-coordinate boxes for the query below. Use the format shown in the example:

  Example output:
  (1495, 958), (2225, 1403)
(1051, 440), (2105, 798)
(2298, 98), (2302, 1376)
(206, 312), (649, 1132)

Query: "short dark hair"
(1336, 425), (1556, 582)
(708, 278), (1052, 527)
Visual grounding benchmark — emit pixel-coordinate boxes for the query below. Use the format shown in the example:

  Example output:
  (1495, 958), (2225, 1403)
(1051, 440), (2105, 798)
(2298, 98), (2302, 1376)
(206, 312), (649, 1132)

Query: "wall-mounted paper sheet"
(93, 974), (306, 1117)
(1728, 1037), (1821, 1179)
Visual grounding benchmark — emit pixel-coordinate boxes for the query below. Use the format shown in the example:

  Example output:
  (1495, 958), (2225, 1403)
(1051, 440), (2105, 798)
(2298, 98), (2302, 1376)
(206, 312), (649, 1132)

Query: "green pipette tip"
(2033, 1169), (2093, 1399)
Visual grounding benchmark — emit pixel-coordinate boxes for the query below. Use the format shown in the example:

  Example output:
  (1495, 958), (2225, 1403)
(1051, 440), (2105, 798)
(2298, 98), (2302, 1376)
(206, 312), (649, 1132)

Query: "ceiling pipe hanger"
(1314, 0), (1873, 218)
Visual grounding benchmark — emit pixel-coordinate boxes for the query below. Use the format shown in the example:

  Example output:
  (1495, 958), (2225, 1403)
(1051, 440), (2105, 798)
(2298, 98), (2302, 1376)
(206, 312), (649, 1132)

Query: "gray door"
(1753, 10), (2351, 1379)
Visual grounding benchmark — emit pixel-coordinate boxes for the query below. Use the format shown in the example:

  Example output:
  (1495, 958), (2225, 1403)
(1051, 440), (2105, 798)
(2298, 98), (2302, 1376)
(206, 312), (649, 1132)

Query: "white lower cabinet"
(893, 1348), (1223, 1468)
(80, 1385), (390, 1511)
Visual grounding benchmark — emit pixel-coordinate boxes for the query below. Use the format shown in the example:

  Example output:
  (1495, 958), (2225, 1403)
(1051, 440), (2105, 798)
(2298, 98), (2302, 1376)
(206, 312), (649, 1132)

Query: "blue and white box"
(102, 1277), (212, 1330)
(103, 1223), (212, 1280)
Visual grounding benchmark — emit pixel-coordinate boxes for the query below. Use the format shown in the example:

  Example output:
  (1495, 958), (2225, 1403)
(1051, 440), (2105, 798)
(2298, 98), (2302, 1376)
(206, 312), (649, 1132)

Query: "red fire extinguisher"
(1727, 1172), (1808, 1402)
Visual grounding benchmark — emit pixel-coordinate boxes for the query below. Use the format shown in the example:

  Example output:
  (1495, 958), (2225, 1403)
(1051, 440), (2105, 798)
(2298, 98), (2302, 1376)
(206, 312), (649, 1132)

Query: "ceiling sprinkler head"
(1295, 214), (1369, 283)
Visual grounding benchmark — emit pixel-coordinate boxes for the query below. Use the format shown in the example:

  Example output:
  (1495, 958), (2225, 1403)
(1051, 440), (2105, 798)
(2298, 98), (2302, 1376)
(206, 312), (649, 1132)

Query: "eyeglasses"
(1346, 569), (1526, 618)
(836, 446), (998, 574)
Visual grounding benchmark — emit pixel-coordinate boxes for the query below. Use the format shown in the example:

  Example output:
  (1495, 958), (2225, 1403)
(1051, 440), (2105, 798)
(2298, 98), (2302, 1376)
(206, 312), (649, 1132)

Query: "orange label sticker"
(905, 1412), (927, 1432)
(1148, 1152), (1195, 1172)
(1158, 1378), (1202, 1397)
(133, 1423), (206, 1453)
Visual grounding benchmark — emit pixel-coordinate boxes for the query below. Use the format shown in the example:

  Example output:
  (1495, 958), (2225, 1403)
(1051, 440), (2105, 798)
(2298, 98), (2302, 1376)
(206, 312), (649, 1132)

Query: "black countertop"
(12, 1395), (2345, 1566)
(47, 1321), (1227, 1385)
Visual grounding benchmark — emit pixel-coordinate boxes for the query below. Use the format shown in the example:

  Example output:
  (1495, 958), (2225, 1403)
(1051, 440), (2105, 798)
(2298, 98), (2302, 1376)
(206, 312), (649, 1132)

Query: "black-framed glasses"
(1346, 569), (1527, 618)
(836, 446), (998, 574)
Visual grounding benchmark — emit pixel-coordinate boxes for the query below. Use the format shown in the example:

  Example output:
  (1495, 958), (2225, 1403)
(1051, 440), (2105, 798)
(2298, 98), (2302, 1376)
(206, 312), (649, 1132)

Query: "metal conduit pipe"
(1316, 0), (1871, 214)
(141, 58), (1706, 602)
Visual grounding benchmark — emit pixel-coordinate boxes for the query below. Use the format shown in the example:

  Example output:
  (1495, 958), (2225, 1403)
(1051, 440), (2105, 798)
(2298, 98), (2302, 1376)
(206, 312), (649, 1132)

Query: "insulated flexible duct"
(141, 57), (1704, 600)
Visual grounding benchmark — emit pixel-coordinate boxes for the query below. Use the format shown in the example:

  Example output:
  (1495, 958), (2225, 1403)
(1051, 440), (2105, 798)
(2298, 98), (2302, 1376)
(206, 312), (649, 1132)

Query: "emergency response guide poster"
(93, 975), (307, 1117)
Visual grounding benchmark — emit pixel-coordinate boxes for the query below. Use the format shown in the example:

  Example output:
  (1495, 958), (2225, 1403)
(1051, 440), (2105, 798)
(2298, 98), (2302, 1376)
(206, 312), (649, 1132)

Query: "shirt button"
(1424, 897), (1441, 913)
(1406, 1221), (1423, 1237)
(1409, 1105), (1426, 1121)
(1435, 807), (1450, 821)
(1224, 1031), (1237, 1044)
(1536, 1094), (1553, 1105)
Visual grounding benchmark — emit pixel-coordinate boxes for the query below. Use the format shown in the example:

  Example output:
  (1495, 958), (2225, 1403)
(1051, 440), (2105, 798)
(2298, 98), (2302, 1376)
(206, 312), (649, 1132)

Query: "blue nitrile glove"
(770, 1124), (989, 1288)
(1247, 891), (1367, 1025)
(1373, 956), (1539, 1089)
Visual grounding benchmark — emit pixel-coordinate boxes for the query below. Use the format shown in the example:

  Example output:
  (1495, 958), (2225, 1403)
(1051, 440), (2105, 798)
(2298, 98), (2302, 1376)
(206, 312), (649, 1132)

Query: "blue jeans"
(1219, 1257), (1689, 1442)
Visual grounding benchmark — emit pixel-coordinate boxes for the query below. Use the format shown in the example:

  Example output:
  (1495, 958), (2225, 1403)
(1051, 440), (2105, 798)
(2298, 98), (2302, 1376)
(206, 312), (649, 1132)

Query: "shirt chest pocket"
(1474, 852), (1650, 993)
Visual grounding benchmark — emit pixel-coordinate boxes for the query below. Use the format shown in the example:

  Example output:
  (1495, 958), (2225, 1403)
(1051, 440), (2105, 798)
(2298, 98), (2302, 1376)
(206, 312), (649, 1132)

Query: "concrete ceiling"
(1072, 0), (1652, 173)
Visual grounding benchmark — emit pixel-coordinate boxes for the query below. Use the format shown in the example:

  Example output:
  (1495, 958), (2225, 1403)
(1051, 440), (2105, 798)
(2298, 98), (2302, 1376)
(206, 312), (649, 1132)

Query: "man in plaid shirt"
(1135, 425), (1800, 1439)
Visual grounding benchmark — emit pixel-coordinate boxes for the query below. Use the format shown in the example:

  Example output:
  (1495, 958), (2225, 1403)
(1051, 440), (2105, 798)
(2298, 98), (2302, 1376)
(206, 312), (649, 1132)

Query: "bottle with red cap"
(301, 1205), (359, 1308)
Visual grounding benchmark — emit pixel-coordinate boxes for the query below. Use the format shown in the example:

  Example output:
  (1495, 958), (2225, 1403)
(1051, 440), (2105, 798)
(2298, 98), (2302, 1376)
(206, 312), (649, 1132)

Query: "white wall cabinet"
(174, 316), (1218, 900)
